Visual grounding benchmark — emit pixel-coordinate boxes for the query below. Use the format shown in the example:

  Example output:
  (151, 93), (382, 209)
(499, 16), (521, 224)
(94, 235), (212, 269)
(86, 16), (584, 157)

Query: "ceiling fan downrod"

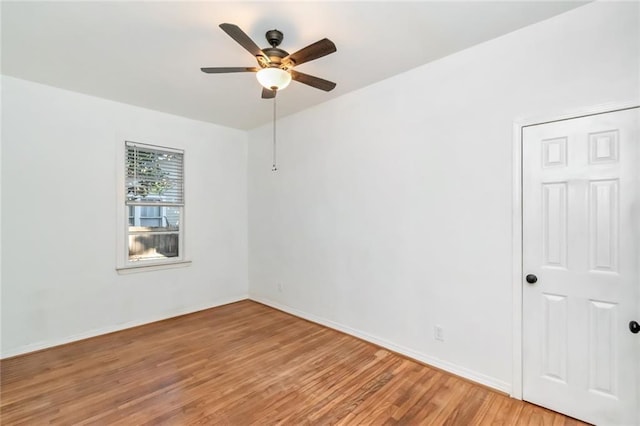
(272, 95), (277, 172)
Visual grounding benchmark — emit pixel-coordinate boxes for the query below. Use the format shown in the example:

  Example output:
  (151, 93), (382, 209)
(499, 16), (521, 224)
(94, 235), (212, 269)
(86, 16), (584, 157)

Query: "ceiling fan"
(201, 23), (337, 99)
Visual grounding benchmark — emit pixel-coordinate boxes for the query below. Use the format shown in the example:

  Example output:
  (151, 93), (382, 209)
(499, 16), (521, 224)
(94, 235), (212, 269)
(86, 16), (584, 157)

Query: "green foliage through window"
(126, 143), (184, 203)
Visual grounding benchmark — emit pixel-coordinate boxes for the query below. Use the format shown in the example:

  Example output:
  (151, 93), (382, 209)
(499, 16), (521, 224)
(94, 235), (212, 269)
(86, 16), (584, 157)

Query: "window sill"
(116, 260), (192, 275)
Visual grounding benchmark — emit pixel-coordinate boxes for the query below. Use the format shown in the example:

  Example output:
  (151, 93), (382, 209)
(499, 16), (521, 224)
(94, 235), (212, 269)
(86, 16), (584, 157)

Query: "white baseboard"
(3, 294), (511, 395)
(1, 295), (248, 359)
(251, 295), (511, 395)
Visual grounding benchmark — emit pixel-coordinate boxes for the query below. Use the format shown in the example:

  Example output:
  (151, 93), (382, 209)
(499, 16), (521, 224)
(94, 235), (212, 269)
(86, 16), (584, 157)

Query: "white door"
(522, 107), (639, 425)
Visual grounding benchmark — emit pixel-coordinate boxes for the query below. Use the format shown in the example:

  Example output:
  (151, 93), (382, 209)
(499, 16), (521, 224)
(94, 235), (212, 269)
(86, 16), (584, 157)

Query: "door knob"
(630, 321), (640, 334)
(525, 274), (538, 284)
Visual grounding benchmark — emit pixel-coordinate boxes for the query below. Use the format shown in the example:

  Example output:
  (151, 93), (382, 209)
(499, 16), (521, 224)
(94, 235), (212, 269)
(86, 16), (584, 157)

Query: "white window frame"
(116, 140), (190, 273)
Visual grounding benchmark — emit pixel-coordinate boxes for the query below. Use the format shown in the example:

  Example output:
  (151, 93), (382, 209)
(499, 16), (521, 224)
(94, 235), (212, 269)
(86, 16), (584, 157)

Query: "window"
(124, 141), (184, 265)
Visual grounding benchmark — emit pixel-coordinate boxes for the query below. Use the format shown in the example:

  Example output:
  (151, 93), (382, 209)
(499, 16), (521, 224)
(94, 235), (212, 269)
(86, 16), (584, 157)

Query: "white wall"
(247, 2), (639, 392)
(1, 76), (249, 357)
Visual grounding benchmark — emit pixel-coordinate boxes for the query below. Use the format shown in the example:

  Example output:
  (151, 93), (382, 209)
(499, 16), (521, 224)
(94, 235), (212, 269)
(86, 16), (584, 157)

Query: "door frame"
(510, 100), (639, 400)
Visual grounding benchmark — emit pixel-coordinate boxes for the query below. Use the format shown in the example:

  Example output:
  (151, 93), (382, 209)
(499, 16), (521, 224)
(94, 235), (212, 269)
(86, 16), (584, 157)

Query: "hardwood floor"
(1, 300), (587, 425)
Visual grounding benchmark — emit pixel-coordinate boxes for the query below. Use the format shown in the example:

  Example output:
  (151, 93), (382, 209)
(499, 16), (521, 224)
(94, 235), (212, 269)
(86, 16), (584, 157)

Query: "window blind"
(126, 142), (184, 205)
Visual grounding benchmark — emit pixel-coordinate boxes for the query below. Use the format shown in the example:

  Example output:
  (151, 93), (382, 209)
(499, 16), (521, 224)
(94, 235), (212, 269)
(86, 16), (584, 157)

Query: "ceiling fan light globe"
(256, 68), (291, 91)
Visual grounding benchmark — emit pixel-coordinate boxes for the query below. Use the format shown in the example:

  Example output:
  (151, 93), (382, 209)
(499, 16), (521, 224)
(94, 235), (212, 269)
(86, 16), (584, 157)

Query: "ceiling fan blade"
(283, 38), (336, 67)
(290, 70), (336, 92)
(201, 67), (259, 73)
(219, 23), (269, 63)
(261, 88), (276, 99)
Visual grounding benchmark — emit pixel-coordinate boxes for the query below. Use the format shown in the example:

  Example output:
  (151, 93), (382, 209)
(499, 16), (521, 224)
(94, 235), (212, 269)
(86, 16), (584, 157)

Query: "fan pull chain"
(272, 95), (277, 172)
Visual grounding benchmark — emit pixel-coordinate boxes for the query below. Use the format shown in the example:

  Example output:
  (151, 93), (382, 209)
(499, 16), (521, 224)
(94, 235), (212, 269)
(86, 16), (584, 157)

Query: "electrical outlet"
(435, 325), (444, 342)
(277, 283), (283, 293)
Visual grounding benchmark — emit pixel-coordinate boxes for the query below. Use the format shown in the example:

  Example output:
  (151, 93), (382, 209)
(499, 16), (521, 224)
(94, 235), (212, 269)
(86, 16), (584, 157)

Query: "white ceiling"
(1, 1), (588, 130)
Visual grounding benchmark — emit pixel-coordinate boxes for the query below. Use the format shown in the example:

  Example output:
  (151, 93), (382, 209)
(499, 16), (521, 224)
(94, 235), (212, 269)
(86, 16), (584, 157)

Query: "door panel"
(589, 179), (618, 272)
(588, 300), (617, 397)
(522, 107), (639, 425)
(542, 182), (568, 267)
(541, 293), (568, 383)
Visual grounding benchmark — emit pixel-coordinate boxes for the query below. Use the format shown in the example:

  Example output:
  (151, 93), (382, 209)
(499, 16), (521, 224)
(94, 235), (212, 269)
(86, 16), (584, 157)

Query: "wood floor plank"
(0, 300), (589, 425)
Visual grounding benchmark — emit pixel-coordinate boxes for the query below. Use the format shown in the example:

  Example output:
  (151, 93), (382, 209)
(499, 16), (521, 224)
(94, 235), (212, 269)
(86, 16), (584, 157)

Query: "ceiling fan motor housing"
(262, 47), (289, 66)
